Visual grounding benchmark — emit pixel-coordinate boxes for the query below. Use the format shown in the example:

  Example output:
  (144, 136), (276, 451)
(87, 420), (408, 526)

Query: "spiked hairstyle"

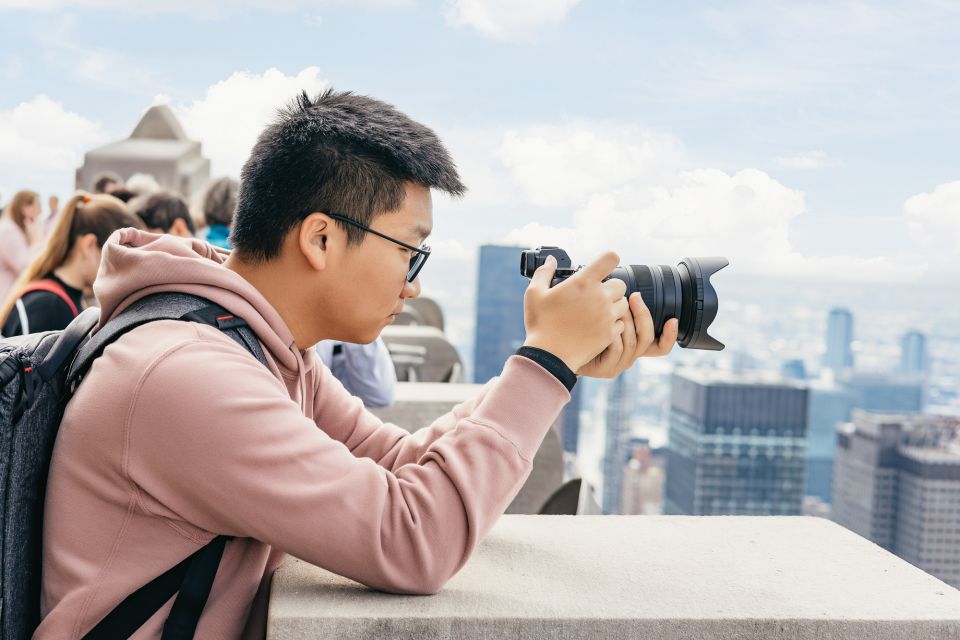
(231, 89), (466, 261)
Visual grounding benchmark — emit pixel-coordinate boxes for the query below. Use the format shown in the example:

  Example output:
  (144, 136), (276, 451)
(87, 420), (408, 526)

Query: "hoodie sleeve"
(125, 329), (569, 595)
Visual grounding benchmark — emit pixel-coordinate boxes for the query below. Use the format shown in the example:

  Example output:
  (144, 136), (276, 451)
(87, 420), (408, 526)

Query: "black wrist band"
(515, 346), (577, 392)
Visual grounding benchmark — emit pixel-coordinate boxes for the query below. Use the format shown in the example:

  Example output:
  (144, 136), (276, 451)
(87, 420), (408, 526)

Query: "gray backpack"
(0, 293), (267, 639)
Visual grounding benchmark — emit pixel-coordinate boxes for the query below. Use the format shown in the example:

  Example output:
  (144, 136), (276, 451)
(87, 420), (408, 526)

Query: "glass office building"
(665, 370), (809, 516)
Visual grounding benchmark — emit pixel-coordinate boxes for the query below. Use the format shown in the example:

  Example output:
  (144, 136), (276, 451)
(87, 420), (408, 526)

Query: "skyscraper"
(602, 369), (635, 514)
(664, 370), (808, 516)
(832, 411), (960, 588)
(473, 245), (528, 384)
(824, 307), (854, 373)
(900, 330), (928, 374)
(561, 385), (583, 454)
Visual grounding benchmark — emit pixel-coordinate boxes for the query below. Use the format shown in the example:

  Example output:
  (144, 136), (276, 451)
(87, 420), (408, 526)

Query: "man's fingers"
(621, 293), (639, 355)
(631, 291), (655, 346)
(529, 255), (557, 290)
(603, 278), (627, 301)
(579, 251), (620, 282)
(648, 318), (679, 355)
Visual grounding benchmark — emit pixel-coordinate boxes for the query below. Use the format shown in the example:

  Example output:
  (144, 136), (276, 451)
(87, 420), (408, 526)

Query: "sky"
(2, 0), (959, 304)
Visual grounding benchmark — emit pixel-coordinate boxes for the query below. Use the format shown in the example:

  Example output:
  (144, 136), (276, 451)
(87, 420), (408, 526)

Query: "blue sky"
(2, 0), (959, 293)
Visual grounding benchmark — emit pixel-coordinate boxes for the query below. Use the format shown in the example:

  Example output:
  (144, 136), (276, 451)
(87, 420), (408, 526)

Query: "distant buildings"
(473, 245), (528, 384)
(838, 371), (924, 415)
(900, 330), (928, 375)
(805, 382), (856, 503)
(621, 440), (664, 515)
(824, 307), (854, 373)
(832, 411), (960, 589)
(664, 370), (808, 516)
(602, 370), (635, 514)
(562, 385), (583, 455)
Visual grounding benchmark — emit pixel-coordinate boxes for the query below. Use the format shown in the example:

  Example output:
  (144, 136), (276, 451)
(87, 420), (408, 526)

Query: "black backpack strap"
(68, 292), (269, 386)
(73, 292), (269, 640)
(82, 536), (229, 640)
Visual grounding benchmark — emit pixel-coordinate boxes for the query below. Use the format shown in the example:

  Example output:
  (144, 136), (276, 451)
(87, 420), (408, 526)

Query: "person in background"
(0, 192), (144, 336)
(135, 191), (195, 238)
(0, 190), (42, 301)
(316, 338), (397, 407)
(199, 176), (239, 249)
(125, 172), (162, 214)
(92, 172), (123, 195)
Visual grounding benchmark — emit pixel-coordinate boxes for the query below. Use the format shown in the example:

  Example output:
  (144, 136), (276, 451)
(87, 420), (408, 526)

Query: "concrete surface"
(268, 515), (960, 639)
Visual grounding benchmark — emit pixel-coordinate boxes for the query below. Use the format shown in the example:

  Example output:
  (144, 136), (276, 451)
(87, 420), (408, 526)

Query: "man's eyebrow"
(410, 224), (432, 243)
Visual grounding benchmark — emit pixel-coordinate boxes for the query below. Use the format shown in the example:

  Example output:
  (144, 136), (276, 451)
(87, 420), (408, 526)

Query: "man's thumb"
(530, 255), (557, 289)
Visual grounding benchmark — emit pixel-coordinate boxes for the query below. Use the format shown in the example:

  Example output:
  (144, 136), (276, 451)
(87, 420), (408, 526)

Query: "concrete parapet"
(268, 515), (960, 639)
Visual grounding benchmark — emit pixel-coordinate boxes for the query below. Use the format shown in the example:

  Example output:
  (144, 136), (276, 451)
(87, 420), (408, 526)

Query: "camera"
(520, 246), (728, 351)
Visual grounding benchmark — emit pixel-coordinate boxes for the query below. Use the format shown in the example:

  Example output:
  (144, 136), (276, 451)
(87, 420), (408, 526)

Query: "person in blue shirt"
(199, 177), (239, 250)
(316, 338), (397, 407)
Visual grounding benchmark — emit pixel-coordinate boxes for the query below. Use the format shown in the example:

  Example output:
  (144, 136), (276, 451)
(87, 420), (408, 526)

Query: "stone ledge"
(268, 515), (960, 640)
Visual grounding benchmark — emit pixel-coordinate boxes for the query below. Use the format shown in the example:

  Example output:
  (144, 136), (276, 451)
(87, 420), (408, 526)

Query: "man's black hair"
(231, 88), (466, 261)
(135, 191), (196, 235)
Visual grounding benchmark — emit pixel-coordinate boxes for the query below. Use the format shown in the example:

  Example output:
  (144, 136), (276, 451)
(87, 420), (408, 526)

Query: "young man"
(37, 89), (678, 638)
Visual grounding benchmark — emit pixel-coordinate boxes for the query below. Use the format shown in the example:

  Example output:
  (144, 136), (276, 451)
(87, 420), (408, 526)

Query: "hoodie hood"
(94, 228), (305, 375)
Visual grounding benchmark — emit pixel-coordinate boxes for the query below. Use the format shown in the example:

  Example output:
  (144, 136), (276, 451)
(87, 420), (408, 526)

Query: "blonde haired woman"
(0, 192), (143, 336)
(0, 190), (42, 301)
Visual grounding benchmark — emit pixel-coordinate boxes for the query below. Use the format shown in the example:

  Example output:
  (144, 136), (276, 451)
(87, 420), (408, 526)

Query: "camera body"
(520, 246), (729, 351)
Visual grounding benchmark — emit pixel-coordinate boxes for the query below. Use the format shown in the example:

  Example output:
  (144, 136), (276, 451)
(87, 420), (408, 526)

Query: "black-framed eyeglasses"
(326, 212), (431, 283)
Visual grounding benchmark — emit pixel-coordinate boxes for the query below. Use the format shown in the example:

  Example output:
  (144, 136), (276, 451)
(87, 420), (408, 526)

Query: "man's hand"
(576, 292), (678, 379)
(522, 252), (629, 373)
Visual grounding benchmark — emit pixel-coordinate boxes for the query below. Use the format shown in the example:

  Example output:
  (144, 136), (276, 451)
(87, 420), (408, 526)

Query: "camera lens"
(609, 257), (728, 351)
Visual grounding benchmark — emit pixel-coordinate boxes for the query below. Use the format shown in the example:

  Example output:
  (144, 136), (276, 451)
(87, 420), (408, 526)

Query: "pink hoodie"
(36, 229), (570, 639)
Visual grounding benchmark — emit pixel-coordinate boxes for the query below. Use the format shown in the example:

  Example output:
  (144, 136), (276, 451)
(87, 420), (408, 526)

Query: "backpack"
(0, 292), (269, 639)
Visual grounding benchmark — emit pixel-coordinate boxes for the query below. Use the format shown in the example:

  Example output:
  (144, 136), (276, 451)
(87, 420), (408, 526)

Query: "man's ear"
(299, 212), (331, 272)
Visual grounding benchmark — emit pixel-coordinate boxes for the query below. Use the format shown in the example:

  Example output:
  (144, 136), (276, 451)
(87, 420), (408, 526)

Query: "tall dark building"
(562, 385), (583, 455)
(602, 370), (635, 514)
(665, 370), (808, 516)
(900, 330), (928, 375)
(473, 245), (528, 384)
(824, 307), (854, 373)
(832, 411), (960, 589)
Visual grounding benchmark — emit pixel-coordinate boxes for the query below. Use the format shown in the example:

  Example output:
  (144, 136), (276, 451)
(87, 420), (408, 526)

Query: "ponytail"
(0, 192), (144, 326)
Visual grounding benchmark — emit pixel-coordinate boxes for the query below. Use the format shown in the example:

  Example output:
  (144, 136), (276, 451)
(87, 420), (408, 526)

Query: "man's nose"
(401, 276), (421, 299)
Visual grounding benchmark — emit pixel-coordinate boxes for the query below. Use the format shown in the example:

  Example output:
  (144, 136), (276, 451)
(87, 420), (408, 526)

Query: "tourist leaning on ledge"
(36, 89), (679, 639)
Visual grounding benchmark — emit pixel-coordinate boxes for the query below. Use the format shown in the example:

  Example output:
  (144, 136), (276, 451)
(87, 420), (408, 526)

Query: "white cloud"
(441, 122), (933, 284)
(775, 150), (841, 170)
(169, 67), (329, 177)
(0, 95), (106, 173)
(904, 180), (960, 258)
(444, 0), (581, 41)
(497, 124), (687, 207)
